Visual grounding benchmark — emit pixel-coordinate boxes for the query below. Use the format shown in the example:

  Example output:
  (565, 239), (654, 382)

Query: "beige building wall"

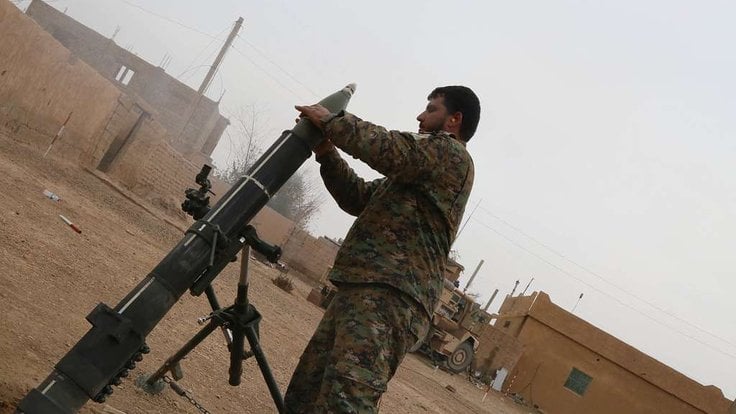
(0, 0), (120, 162)
(472, 324), (523, 375)
(497, 292), (732, 414)
(445, 258), (464, 283)
(0, 2), (217, 214)
(282, 229), (340, 283)
(25, 0), (229, 160)
(249, 205), (297, 249)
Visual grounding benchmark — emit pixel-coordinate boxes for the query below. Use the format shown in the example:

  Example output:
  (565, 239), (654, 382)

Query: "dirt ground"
(0, 131), (532, 414)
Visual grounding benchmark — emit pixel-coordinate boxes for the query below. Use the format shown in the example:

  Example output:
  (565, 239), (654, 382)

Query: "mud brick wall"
(129, 141), (203, 214)
(127, 143), (299, 246)
(249, 205), (296, 248)
(473, 324), (524, 375)
(281, 229), (340, 283)
(0, 0), (120, 162)
(83, 95), (152, 167)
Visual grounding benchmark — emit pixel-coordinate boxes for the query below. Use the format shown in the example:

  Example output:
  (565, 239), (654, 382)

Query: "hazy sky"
(16, 0), (736, 400)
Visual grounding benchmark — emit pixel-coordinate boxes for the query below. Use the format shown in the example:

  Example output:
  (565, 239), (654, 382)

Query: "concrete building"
(445, 258), (464, 283)
(495, 292), (732, 414)
(25, 0), (229, 165)
(472, 323), (524, 379)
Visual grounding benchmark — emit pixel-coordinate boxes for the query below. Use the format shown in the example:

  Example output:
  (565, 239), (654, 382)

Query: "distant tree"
(216, 105), (323, 228)
(216, 105), (266, 184)
(268, 172), (324, 229)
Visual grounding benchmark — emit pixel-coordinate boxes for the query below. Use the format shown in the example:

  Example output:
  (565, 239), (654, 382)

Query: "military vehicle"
(313, 259), (494, 374)
(419, 279), (494, 373)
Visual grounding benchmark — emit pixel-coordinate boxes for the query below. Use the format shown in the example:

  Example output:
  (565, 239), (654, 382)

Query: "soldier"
(284, 86), (481, 413)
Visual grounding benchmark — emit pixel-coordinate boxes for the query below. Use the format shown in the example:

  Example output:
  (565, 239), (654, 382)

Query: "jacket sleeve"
(317, 148), (385, 217)
(323, 112), (456, 183)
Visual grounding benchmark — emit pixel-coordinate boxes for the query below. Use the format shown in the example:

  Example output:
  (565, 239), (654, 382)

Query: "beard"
(418, 118), (448, 134)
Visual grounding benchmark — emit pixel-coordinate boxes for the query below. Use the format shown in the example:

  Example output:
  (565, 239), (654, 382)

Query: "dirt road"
(0, 131), (531, 414)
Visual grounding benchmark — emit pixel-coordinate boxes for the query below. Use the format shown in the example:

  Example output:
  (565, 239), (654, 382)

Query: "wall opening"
(564, 367), (593, 396)
(97, 105), (148, 172)
(114, 65), (135, 85)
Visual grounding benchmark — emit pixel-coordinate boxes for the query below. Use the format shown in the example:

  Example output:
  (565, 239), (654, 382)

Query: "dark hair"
(428, 86), (481, 141)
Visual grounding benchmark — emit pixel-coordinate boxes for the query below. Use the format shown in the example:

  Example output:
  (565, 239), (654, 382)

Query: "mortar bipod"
(137, 243), (285, 413)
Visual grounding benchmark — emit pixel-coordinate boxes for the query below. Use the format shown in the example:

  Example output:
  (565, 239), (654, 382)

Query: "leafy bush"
(272, 273), (294, 293)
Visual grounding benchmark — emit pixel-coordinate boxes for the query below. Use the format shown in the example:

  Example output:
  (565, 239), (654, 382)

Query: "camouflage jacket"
(316, 112), (474, 318)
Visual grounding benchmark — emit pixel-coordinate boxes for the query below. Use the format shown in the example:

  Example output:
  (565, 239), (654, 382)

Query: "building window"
(503, 320), (511, 328)
(114, 65), (135, 86)
(564, 367), (592, 396)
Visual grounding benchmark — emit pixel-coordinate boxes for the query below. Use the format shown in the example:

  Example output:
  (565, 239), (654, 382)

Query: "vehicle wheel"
(445, 341), (474, 373)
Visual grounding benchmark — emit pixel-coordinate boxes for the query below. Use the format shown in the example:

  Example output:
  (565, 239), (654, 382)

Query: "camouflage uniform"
(284, 284), (428, 413)
(284, 112), (474, 413)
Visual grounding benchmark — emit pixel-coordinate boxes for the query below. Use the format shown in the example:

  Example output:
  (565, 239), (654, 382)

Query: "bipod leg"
(227, 247), (251, 386)
(228, 325), (246, 385)
(139, 319), (220, 393)
(230, 245), (284, 413)
(245, 320), (285, 413)
(139, 283), (229, 394)
(205, 284), (234, 346)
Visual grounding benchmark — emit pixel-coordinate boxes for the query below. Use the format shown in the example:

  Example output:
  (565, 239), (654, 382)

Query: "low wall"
(282, 230), (340, 283)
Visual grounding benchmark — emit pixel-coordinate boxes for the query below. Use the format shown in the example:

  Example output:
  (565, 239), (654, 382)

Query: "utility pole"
(483, 289), (499, 311)
(509, 280), (520, 297)
(571, 293), (584, 313)
(198, 17), (243, 95)
(111, 25), (121, 41)
(463, 259), (484, 293)
(520, 277), (534, 296)
(177, 17), (243, 145)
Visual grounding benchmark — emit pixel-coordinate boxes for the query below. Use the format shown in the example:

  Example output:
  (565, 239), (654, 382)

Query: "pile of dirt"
(0, 131), (530, 414)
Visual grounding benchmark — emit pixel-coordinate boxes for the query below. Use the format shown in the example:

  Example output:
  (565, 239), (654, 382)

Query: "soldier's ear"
(447, 112), (463, 131)
(452, 112), (463, 127)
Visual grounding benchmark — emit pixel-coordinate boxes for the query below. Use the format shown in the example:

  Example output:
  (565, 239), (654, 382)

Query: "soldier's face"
(417, 97), (451, 134)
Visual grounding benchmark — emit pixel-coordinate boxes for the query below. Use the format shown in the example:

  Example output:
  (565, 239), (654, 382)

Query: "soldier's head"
(417, 86), (481, 142)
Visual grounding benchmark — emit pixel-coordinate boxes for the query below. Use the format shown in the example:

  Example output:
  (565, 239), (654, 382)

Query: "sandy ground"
(0, 131), (533, 414)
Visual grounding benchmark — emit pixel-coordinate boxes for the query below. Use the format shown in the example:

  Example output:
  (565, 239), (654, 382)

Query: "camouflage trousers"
(284, 283), (430, 413)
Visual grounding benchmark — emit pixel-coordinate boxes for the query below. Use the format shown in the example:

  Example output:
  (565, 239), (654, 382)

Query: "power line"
(177, 25), (232, 79)
(469, 216), (736, 361)
(236, 34), (320, 99)
(456, 198), (482, 241)
(112, 1), (324, 104)
(229, 43), (308, 102)
(177, 65), (212, 83)
(476, 205), (736, 350)
(116, 0), (217, 39)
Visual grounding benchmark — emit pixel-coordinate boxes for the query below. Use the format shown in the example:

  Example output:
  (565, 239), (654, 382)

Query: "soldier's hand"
(295, 104), (331, 130)
(313, 139), (335, 158)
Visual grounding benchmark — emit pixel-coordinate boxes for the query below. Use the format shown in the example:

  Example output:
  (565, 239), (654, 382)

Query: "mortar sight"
(182, 164), (214, 220)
